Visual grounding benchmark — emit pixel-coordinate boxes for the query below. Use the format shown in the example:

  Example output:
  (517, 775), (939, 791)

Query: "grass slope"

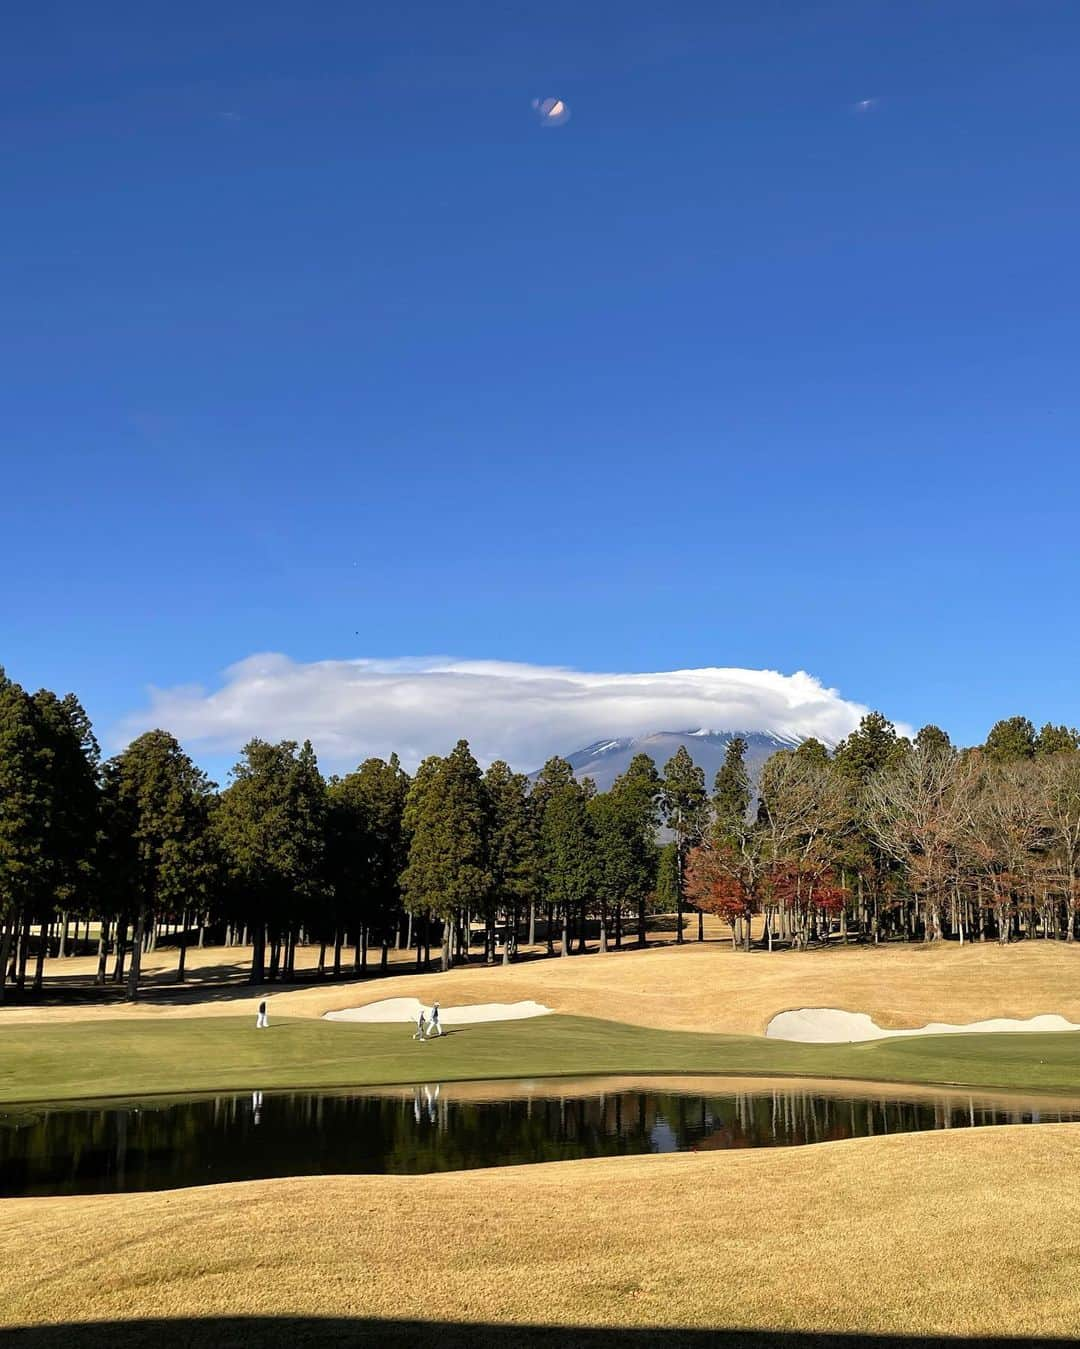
(4, 1126), (1080, 1339)
(4, 1013), (1080, 1105)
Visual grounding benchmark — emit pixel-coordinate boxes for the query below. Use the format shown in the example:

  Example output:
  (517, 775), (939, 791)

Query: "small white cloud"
(118, 655), (895, 773)
(853, 98), (879, 113)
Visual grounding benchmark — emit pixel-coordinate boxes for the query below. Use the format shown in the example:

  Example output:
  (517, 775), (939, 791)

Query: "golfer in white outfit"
(256, 998), (269, 1029)
(413, 1008), (427, 1040)
(427, 1001), (442, 1037)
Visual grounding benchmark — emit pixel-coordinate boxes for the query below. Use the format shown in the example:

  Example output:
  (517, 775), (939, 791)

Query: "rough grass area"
(4, 1012), (1080, 1105)
(7, 938), (1080, 1040)
(3, 1126), (1080, 1340)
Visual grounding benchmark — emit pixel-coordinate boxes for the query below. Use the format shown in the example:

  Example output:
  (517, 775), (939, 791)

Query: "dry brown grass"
(2, 1125), (1080, 1337)
(7, 935), (1080, 1038)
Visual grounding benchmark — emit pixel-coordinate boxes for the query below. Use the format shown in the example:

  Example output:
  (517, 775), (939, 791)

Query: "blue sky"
(4, 1), (1080, 775)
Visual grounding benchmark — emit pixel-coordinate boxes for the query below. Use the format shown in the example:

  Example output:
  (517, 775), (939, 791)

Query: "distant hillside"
(531, 729), (808, 794)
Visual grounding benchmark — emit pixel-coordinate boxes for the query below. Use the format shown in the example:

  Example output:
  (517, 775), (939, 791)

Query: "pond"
(2, 1076), (1078, 1197)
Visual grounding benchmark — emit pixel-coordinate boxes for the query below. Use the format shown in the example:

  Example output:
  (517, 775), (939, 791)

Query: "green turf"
(2, 1014), (1080, 1106)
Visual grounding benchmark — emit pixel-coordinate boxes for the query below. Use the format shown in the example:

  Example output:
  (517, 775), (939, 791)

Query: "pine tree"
(611, 753), (661, 946)
(713, 737), (751, 839)
(533, 757), (595, 956)
(1035, 723), (1079, 756)
(215, 738), (326, 984)
(660, 747), (708, 945)
(401, 741), (489, 970)
(327, 754), (410, 972)
(984, 716), (1037, 763)
(0, 670), (50, 998)
(914, 724), (953, 755)
(834, 712), (906, 782)
(103, 730), (214, 1000)
(483, 760), (536, 961)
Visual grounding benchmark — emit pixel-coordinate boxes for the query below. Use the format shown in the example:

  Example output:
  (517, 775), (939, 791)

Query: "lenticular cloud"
(121, 656), (878, 772)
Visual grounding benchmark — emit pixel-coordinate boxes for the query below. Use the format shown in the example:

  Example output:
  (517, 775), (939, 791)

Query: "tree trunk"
(16, 911), (31, 990)
(697, 909), (704, 942)
(249, 924), (266, 984)
(638, 897), (646, 947)
(528, 901), (536, 948)
(676, 843), (684, 944)
(95, 919), (110, 985)
(32, 925), (48, 993)
(441, 920), (452, 972)
(333, 929), (342, 977)
(126, 907), (147, 1001)
(112, 914), (129, 983)
(380, 941), (389, 972)
(560, 909), (569, 958)
(599, 905), (608, 954)
(317, 941), (327, 975)
(58, 913), (69, 960)
(0, 918), (12, 1003)
(177, 923), (188, 983)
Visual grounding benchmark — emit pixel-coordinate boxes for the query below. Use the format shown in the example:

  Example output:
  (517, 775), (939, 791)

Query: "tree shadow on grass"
(0, 1320), (1077, 1349)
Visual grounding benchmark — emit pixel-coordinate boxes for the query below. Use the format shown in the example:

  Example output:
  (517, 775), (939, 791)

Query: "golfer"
(427, 1001), (442, 1037)
(413, 1007), (427, 1040)
(256, 998), (269, 1030)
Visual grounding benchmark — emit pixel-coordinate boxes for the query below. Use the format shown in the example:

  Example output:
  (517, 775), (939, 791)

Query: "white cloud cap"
(119, 656), (890, 773)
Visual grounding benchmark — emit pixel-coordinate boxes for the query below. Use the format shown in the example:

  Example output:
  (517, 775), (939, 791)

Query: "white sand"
(766, 1007), (1080, 1044)
(324, 997), (552, 1025)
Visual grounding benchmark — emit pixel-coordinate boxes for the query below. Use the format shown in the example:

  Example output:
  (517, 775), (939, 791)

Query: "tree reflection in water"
(1, 1082), (1077, 1198)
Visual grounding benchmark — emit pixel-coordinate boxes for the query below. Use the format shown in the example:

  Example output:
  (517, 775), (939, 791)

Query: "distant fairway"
(4, 1010), (1080, 1106)
(9, 932), (1080, 1041)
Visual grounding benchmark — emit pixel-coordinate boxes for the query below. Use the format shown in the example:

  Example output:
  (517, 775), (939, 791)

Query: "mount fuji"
(534, 729), (810, 794)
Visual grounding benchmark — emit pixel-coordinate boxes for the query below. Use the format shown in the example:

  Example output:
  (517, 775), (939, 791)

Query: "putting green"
(3, 1013), (1080, 1106)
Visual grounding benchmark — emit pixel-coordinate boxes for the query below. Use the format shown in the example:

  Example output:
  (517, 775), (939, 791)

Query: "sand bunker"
(324, 997), (552, 1025)
(766, 1007), (1080, 1044)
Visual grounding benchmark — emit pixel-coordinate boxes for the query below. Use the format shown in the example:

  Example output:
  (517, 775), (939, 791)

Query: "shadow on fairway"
(0, 1320), (1077, 1349)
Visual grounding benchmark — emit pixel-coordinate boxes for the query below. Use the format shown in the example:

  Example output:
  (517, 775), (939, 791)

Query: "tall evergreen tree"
(914, 724), (953, 755)
(794, 737), (830, 766)
(1035, 723), (1080, 756)
(611, 753), (662, 946)
(660, 747), (708, 945)
(483, 760), (536, 959)
(215, 738), (326, 984)
(533, 757), (595, 956)
(984, 716), (1037, 763)
(401, 741), (489, 969)
(103, 730), (214, 999)
(0, 670), (50, 998)
(327, 754), (410, 972)
(834, 712), (906, 782)
(713, 737), (751, 839)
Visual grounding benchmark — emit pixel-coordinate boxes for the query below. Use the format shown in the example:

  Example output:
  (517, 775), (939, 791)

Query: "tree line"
(686, 714), (1080, 951)
(3, 662), (1080, 1001)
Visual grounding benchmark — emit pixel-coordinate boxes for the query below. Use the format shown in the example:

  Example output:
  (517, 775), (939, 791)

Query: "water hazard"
(2, 1077), (1078, 1197)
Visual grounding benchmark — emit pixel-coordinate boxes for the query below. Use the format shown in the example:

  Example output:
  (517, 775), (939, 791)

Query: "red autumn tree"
(685, 845), (754, 948)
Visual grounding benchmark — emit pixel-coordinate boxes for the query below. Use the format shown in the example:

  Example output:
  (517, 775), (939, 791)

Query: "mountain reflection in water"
(2, 1080), (1077, 1198)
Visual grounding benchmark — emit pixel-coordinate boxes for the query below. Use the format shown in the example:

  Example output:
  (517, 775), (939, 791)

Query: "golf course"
(4, 937), (1080, 1346)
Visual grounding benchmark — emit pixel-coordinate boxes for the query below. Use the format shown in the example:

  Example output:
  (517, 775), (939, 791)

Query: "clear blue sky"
(4, 0), (1080, 763)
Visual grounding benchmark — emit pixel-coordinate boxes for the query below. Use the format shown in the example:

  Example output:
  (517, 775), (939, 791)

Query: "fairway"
(5, 1011), (1080, 1106)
